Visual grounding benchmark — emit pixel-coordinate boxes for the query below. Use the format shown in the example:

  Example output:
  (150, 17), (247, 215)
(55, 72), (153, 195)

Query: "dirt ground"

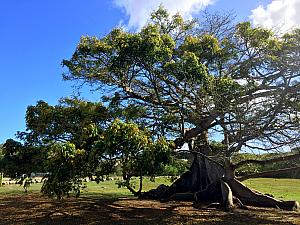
(0, 194), (299, 225)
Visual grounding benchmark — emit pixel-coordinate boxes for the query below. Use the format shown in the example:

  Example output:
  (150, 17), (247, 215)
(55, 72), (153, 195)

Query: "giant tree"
(62, 7), (300, 209)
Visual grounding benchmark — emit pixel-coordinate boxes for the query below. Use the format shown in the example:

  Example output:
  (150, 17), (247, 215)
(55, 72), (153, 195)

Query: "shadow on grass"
(0, 193), (299, 225)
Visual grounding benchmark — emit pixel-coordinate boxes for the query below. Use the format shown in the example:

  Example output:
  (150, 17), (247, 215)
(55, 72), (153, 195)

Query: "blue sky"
(0, 0), (297, 143)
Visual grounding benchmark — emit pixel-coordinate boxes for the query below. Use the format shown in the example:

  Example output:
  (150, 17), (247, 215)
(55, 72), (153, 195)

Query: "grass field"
(244, 178), (300, 202)
(0, 177), (172, 197)
(0, 177), (299, 202)
(0, 178), (299, 225)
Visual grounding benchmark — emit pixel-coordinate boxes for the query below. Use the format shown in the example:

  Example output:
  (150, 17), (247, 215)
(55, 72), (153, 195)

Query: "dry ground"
(0, 194), (299, 225)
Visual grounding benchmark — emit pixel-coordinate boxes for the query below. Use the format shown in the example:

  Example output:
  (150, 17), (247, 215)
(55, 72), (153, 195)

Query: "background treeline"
(232, 150), (300, 178)
(2, 139), (299, 179)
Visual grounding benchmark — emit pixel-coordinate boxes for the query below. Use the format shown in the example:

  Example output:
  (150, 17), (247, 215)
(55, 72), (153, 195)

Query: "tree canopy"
(15, 98), (173, 198)
(18, 98), (109, 146)
(62, 7), (300, 156)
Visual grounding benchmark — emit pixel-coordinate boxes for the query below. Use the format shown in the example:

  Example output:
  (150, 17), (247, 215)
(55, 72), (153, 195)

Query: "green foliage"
(24, 8), (300, 157)
(92, 120), (172, 192)
(18, 98), (109, 146)
(62, 7), (249, 142)
(236, 22), (275, 49)
(14, 96), (174, 198)
(0, 139), (46, 177)
(162, 159), (189, 177)
(231, 153), (263, 176)
(39, 119), (173, 198)
(41, 143), (87, 199)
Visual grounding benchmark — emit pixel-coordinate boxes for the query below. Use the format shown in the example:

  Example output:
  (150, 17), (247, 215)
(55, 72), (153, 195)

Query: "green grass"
(81, 177), (172, 198)
(82, 177), (171, 198)
(0, 182), (42, 196)
(0, 177), (172, 198)
(0, 177), (299, 202)
(243, 178), (300, 202)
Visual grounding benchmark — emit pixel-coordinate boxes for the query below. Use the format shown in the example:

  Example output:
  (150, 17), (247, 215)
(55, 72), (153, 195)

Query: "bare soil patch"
(0, 194), (299, 225)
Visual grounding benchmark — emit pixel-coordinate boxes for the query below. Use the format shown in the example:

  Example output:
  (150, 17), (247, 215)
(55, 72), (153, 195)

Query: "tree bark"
(161, 154), (224, 199)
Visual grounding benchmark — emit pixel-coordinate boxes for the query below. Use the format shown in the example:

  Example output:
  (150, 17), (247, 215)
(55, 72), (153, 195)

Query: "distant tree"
(0, 144), (3, 186)
(16, 98), (110, 196)
(0, 139), (46, 178)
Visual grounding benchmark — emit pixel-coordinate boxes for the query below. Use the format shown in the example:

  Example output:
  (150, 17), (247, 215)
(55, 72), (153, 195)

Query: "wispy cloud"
(114, 0), (214, 30)
(250, 0), (300, 34)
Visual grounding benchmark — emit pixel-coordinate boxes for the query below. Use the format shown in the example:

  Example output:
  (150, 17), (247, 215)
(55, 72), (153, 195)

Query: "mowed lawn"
(0, 177), (299, 202)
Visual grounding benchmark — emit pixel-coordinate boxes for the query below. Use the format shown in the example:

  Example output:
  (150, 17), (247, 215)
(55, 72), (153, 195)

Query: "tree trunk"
(161, 154), (224, 199)
(141, 154), (299, 211)
(0, 172), (3, 187)
(124, 169), (143, 197)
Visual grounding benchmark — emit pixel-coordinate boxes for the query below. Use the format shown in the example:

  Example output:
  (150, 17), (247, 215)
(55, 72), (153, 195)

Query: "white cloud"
(114, 0), (214, 30)
(250, 0), (300, 34)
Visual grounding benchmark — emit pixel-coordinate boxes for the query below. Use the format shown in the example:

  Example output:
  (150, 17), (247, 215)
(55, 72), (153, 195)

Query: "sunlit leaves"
(19, 98), (109, 146)
(92, 119), (172, 179)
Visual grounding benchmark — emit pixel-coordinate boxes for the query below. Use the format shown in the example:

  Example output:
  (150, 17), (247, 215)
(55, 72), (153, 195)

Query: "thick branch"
(238, 166), (300, 182)
(122, 85), (179, 108)
(233, 152), (300, 170)
(183, 112), (220, 141)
